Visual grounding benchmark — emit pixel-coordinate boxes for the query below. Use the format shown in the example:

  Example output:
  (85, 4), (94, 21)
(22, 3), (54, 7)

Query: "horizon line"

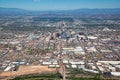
(0, 7), (120, 11)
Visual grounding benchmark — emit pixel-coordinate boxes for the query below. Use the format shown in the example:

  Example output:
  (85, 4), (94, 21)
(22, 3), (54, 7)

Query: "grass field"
(11, 73), (117, 80)
(11, 73), (62, 80)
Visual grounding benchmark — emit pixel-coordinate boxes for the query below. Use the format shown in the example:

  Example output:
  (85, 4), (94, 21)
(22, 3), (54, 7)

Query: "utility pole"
(59, 37), (66, 80)
(59, 22), (66, 80)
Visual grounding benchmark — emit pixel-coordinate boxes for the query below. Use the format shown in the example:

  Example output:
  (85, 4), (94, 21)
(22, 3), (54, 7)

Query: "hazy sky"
(0, 0), (120, 11)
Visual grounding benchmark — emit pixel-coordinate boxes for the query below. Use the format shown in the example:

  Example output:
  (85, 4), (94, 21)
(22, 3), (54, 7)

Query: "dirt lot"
(0, 65), (56, 79)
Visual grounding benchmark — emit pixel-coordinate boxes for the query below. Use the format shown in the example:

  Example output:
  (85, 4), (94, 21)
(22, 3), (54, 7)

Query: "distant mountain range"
(0, 7), (120, 16)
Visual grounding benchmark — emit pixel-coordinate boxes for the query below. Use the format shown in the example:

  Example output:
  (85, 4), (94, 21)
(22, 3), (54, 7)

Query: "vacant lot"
(0, 65), (56, 79)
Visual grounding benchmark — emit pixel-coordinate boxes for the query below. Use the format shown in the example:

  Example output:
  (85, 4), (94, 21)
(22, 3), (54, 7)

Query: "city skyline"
(0, 0), (120, 11)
